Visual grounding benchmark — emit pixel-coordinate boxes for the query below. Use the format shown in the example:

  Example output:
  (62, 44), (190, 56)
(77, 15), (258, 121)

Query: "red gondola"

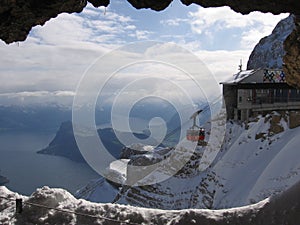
(186, 110), (206, 146)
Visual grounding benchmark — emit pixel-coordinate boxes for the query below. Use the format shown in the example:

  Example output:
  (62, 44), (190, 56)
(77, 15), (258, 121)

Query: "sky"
(0, 0), (289, 106)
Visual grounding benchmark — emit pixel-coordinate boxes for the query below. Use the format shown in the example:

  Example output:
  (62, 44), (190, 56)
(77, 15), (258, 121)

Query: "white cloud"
(30, 13), (92, 46)
(188, 6), (289, 50)
(195, 49), (252, 82)
(132, 30), (153, 40)
(0, 2), (291, 107)
(0, 42), (107, 94)
(160, 18), (189, 26)
(27, 3), (141, 47)
(0, 91), (75, 106)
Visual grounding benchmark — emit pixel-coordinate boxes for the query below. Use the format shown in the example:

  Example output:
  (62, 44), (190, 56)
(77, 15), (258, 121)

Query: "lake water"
(0, 132), (99, 196)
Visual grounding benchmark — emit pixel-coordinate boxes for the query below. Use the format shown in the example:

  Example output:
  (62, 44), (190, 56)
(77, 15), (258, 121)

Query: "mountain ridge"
(247, 14), (295, 70)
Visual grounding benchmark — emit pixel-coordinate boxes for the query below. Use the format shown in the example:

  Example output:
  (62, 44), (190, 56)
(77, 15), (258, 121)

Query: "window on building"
(290, 89), (300, 102)
(255, 89), (270, 104)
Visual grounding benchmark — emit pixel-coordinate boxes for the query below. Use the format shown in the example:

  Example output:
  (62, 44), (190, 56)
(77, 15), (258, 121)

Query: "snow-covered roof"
(220, 69), (286, 85)
(220, 70), (255, 84)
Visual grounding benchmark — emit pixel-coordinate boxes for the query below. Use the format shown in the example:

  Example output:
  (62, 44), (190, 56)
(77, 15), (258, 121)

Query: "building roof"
(220, 69), (286, 85)
(220, 70), (255, 84)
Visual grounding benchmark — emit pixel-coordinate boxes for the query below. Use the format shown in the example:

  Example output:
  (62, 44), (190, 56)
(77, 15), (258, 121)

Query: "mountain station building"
(221, 69), (300, 124)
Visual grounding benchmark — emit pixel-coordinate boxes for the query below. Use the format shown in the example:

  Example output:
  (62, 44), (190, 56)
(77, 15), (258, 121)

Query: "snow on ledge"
(0, 185), (273, 225)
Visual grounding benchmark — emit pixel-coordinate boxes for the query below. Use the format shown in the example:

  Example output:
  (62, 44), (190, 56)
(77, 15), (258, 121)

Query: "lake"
(0, 131), (99, 196)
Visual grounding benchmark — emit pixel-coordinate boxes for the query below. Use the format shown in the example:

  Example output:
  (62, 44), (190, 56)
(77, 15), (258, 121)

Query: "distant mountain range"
(0, 105), (71, 133)
(37, 121), (153, 163)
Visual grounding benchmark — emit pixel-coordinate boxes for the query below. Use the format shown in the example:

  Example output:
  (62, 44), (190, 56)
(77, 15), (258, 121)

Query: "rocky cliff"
(37, 121), (152, 163)
(284, 16), (300, 89)
(246, 14), (300, 89)
(247, 15), (295, 70)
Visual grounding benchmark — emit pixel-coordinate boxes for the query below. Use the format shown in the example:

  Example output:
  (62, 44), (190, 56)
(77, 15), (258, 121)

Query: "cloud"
(129, 30), (153, 40)
(28, 3), (141, 47)
(160, 18), (189, 27)
(188, 6), (289, 50)
(0, 41), (107, 94)
(0, 2), (290, 107)
(0, 91), (75, 106)
(195, 49), (252, 82)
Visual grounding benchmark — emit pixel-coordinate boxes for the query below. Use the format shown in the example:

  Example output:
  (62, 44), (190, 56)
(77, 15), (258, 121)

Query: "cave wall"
(284, 15), (300, 89)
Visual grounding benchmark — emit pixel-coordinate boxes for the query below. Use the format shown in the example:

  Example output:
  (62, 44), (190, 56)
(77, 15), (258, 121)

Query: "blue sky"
(0, 0), (289, 106)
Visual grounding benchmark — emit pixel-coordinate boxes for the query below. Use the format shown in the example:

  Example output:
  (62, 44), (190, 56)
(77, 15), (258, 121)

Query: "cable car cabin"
(186, 109), (206, 146)
(186, 128), (205, 142)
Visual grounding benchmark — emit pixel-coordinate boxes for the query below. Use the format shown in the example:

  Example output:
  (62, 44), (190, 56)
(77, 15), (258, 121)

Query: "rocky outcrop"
(37, 121), (151, 163)
(120, 146), (217, 209)
(246, 14), (300, 89)
(180, 0), (300, 14)
(247, 15), (295, 70)
(0, 0), (87, 44)
(283, 15), (300, 89)
(37, 121), (85, 163)
(127, 0), (172, 11)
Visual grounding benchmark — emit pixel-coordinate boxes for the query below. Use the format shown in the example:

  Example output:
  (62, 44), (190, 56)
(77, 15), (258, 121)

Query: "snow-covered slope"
(213, 113), (300, 208)
(247, 15), (295, 70)
(77, 112), (300, 210)
(1, 183), (300, 225)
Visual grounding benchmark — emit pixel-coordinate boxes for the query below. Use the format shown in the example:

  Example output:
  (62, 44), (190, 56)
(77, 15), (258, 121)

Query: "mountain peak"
(247, 15), (295, 70)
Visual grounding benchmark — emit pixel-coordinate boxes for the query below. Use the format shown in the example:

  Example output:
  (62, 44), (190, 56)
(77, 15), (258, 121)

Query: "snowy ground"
(1, 182), (300, 225)
(77, 112), (300, 210)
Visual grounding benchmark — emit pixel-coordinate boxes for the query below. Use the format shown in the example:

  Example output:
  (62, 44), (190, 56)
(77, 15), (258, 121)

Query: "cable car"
(186, 110), (206, 146)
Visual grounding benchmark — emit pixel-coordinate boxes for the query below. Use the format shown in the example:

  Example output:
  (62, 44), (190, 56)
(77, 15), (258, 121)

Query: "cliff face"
(246, 14), (300, 89)
(0, 0), (88, 44)
(247, 15), (295, 70)
(283, 16), (300, 89)
(37, 121), (85, 163)
(37, 121), (152, 163)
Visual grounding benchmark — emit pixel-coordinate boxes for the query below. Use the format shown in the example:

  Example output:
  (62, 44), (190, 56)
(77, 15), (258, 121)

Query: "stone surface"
(247, 15), (295, 70)
(0, 0), (87, 44)
(180, 0), (300, 14)
(283, 15), (300, 89)
(289, 111), (300, 128)
(127, 0), (172, 11)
